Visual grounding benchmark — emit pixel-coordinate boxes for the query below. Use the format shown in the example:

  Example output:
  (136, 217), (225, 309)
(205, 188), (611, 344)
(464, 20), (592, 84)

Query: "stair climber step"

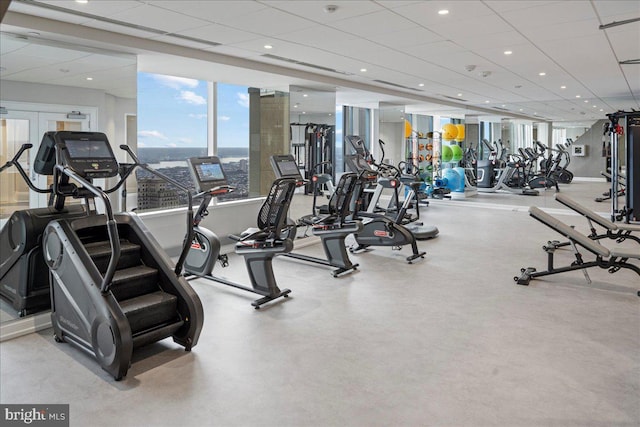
(85, 240), (142, 273)
(110, 266), (159, 301)
(119, 291), (179, 336)
(131, 320), (184, 349)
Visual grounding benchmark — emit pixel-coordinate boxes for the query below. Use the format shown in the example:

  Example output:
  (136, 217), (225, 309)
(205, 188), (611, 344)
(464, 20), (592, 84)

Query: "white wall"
(139, 198), (265, 256)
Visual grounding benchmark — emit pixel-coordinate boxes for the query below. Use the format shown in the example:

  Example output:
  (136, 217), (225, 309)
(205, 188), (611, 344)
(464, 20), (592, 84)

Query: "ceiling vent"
(261, 54), (352, 75)
(14, 0), (221, 47)
(441, 94), (468, 102)
(372, 79), (424, 91)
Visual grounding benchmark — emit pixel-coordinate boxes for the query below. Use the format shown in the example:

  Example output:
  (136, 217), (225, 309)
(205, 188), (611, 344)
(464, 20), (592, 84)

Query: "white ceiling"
(2, 0), (639, 127)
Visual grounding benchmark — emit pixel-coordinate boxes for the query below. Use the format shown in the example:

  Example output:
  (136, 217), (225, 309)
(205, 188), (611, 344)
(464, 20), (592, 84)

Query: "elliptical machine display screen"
(187, 157), (228, 192)
(54, 131), (119, 179)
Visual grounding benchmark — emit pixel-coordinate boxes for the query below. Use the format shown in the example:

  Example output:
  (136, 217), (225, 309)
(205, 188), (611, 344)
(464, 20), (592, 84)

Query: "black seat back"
(327, 172), (358, 222)
(257, 178), (297, 239)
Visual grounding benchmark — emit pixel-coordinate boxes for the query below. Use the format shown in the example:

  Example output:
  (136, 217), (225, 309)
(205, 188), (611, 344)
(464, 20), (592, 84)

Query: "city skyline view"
(137, 72), (250, 149)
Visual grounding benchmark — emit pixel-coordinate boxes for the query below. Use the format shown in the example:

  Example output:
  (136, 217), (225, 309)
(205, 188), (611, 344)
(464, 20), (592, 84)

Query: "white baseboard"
(0, 312), (51, 342)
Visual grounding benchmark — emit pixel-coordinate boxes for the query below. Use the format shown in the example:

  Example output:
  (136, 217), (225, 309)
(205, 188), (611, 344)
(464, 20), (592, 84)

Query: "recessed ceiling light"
(302, 111), (306, 114)
(575, 95), (581, 98)
(86, 77), (93, 81)
(600, 109), (603, 112)
(303, 94), (308, 97)
(485, 100), (490, 103)
(75, 0), (89, 3)
(438, 9), (449, 15)
(539, 72), (546, 76)
(418, 83), (424, 87)
(560, 85), (566, 89)
(457, 93), (463, 97)
(584, 100), (589, 103)
(519, 109), (523, 111)
(504, 50), (512, 55)
(264, 44), (273, 49)
(501, 105), (506, 107)
(293, 104), (298, 108)
(593, 105), (597, 108)
(360, 68), (367, 72)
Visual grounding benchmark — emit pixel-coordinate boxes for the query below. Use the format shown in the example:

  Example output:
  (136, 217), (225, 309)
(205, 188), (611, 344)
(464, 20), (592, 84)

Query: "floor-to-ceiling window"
(136, 72), (208, 211)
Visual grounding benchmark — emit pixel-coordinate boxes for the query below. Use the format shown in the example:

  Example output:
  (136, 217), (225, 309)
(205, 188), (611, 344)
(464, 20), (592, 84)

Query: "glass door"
(0, 111), (38, 227)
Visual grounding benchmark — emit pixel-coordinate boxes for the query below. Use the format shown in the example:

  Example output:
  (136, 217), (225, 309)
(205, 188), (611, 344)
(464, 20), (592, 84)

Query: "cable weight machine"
(290, 123), (334, 195)
(604, 111), (639, 223)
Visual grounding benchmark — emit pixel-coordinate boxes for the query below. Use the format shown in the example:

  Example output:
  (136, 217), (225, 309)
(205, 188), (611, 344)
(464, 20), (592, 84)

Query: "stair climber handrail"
(0, 143), (51, 194)
(114, 145), (194, 276)
(54, 160), (120, 294)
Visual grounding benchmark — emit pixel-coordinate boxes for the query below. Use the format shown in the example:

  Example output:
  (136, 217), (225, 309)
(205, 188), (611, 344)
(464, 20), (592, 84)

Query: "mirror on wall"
(0, 30), (137, 331)
(289, 85), (336, 189)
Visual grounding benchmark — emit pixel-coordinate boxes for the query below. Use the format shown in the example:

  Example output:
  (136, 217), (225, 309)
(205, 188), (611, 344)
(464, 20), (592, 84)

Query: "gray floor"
(1, 181), (638, 427)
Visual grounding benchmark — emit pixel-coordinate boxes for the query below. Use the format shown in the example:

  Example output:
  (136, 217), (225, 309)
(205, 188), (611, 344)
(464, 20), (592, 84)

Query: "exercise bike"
(183, 156), (294, 309)
(344, 135), (427, 264)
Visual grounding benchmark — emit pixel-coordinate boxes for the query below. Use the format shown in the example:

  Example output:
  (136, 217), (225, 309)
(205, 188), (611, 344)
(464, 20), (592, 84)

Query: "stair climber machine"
(36, 131), (203, 380)
(344, 135), (427, 264)
(271, 154), (363, 277)
(183, 156), (294, 309)
(476, 139), (539, 196)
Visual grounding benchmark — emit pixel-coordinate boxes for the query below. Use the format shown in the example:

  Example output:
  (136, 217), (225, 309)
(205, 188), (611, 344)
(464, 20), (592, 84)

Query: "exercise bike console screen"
(270, 155), (303, 181)
(54, 131), (119, 179)
(188, 156), (229, 192)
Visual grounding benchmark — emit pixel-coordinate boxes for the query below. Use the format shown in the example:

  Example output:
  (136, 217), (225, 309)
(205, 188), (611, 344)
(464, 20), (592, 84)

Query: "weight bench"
(546, 193), (640, 248)
(515, 206), (640, 296)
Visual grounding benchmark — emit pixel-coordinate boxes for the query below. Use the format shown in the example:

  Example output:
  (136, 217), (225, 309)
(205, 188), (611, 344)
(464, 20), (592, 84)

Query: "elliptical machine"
(182, 156), (294, 309)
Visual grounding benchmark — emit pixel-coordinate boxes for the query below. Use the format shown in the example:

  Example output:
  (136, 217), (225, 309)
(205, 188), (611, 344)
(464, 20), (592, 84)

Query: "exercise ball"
(442, 123), (458, 141)
(441, 145), (453, 162)
(451, 144), (463, 162)
(442, 168), (462, 191)
(455, 124), (465, 142)
(404, 120), (413, 138)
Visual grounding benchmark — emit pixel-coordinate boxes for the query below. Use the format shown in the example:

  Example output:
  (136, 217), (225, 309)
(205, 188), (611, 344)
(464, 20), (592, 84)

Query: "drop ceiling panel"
(453, 31), (530, 52)
(592, 1), (640, 18)
(150, 1), (269, 22)
(1, 52), (65, 74)
(427, 13), (515, 40)
(520, 18), (601, 43)
(105, 4), (212, 34)
(272, 25), (360, 51)
(326, 10), (418, 37)
(391, 1), (495, 26)
(214, 8), (318, 37)
(399, 40), (467, 58)
(364, 26), (443, 49)
(484, 1), (566, 14)
(263, 1), (384, 23)
(500, 1), (597, 29)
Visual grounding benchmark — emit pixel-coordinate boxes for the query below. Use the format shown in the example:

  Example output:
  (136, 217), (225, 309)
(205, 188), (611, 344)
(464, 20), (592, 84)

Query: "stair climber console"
(30, 130), (203, 380)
